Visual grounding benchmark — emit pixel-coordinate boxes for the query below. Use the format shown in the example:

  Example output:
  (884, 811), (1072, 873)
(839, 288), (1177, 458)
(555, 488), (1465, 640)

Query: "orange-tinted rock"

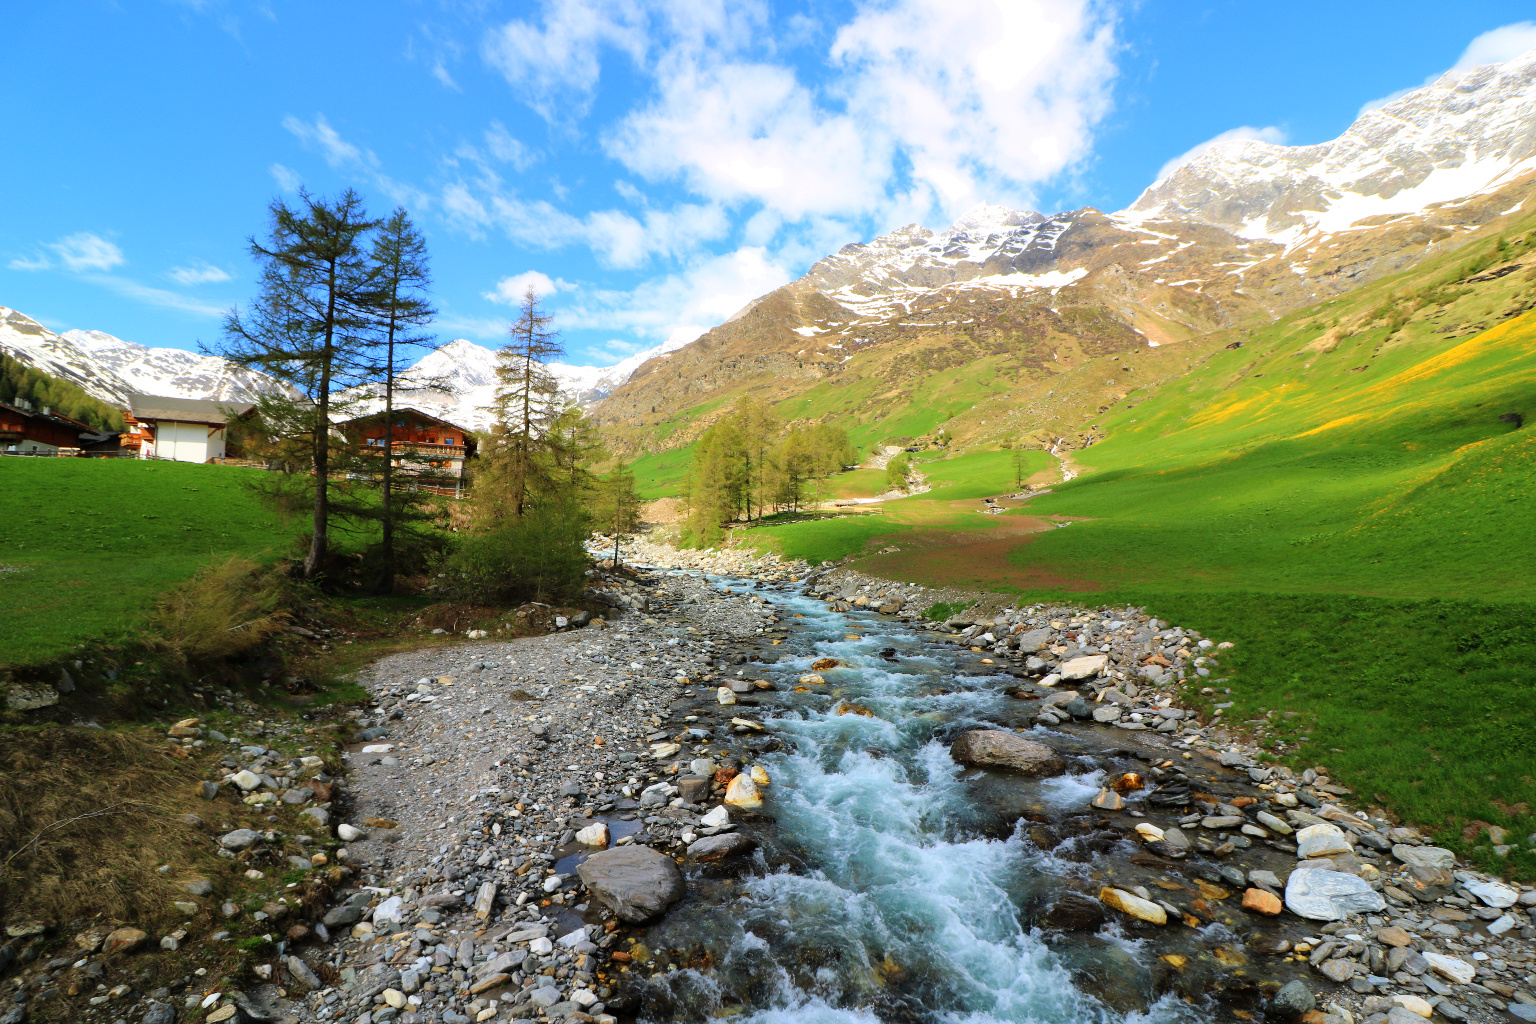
(1242, 888), (1282, 915)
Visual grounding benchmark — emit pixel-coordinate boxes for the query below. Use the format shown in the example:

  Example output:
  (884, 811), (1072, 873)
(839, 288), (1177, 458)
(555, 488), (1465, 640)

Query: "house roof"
(0, 400), (92, 430)
(338, 406), (471, 434)
(127, 394), (255, 425)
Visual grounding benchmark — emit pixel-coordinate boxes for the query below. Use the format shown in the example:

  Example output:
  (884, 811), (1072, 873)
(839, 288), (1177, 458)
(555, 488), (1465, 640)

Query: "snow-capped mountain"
(0, 306), (280, 406)
(2, 303), (673, 430)
(341, 336), (685, 430)
(1128, 46), (1536, 242)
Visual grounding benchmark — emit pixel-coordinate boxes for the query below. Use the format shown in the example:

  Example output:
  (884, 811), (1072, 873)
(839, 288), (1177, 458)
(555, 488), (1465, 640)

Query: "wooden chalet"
(338, 407), (476, 497)
(0, 399), (91, 454)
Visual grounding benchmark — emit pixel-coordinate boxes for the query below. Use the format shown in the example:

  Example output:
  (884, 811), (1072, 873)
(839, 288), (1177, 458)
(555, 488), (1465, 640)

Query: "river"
(628, 572), (1213, 1024)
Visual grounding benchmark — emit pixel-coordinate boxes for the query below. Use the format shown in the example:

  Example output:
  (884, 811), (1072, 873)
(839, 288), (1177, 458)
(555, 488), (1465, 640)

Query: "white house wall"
(152, 420), (225, 463)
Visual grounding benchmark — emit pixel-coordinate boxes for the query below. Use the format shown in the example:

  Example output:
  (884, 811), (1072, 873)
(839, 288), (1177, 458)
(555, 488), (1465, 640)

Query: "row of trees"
(0, 352), (125, 431)
(682, 395), (855, 545)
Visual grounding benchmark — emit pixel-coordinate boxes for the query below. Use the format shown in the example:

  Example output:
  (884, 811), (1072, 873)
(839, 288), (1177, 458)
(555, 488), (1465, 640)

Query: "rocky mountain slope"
(0, 307), (282, 406)
(593, 46), (1536, 461)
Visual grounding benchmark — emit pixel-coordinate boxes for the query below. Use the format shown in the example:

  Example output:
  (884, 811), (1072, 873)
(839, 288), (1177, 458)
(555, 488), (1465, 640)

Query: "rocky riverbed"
(14, 543), (1533, 1024)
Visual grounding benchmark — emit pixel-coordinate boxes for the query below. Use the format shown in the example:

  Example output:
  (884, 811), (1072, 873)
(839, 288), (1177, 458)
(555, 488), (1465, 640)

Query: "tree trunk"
(305, 261), (338, 579)
(381, 304), (396, 594)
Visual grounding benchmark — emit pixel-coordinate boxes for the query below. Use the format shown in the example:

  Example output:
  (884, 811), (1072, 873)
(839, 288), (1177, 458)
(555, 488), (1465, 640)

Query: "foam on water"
(644, 577), (1206, 1023)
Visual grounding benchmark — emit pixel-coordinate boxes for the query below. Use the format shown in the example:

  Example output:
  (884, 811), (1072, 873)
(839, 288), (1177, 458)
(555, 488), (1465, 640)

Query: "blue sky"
(4, 1), (1535, 367)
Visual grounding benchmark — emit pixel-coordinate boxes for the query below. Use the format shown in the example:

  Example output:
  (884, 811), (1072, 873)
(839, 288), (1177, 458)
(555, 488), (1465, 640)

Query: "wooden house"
(0, 399), (91, 454)
(127, 394), (255, 463)
(338, 407), (476, 497)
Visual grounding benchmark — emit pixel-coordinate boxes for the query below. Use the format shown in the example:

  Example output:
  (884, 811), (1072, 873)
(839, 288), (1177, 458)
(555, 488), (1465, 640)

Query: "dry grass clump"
(149, 556), (287, 663)
(0, 728), (224, 934)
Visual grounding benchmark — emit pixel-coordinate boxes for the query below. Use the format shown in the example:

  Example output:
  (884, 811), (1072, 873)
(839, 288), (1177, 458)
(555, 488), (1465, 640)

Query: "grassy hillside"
(0, 459), (295, 666)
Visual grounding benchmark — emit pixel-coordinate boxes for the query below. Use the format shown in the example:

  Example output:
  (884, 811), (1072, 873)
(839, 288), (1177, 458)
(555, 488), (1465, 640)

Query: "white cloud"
(7, 254), (52, 272)
(1360, 22), (1536, 114)
(50, 232), (126, 272)
(484, 270), (562, 304)
(1450, 22), (1536, 73)
(283, 114), (374, 170)
(270, 163), (302, 191)
(88, 276), (226, 317)
(1155, 126), (1287, 182)
(483, 121), (537, 170)
(167, 260), (232, 286)
(481, 0), (651, 122)
(558, 246), (792, 348)
(486, 0), (1119, 230)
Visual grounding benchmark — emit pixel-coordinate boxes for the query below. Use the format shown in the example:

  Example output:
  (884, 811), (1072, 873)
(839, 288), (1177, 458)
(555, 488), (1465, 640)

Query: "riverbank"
(9, 543), (1533, 1024)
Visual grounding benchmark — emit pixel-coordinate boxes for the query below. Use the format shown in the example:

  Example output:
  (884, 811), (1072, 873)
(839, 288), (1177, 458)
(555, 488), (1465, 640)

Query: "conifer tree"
(485, 287), (563, 519)
(221, 189), (379, 579)
(360, 208), (437, 593)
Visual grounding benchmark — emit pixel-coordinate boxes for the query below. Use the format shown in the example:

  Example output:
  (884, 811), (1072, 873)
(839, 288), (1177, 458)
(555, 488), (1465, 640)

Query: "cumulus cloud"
(558, 246), (793, 348)
(484, 270), (564, 304)
(283, 114), (374, 170)
(1155, 126), (1287, 183)
(167, 260), (232, 286)
(1360, 22), (1536, 114)
(486, 0), (1118, 228)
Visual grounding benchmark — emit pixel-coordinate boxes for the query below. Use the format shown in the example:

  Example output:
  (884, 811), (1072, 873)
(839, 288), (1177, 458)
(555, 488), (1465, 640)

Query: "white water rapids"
(631, 574), (1209, 1024)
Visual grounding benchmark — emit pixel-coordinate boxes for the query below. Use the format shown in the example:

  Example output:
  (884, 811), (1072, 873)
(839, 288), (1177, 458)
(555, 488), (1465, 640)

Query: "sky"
(4, 2), (1536, 368)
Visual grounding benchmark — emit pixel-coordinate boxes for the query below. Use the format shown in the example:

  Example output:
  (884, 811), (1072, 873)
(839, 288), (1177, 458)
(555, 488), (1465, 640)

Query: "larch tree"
(485, 287), (563, 519)
(360, 208), (437, 594)
(221, 189), (378, 579)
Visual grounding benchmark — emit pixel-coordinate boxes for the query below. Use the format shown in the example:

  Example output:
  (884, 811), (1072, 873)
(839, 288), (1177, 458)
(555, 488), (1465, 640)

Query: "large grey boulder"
(687, 834), (756, 861)
(577, 847), (685, 923)
(1271, 979), (1314, 1019)
(218, 828), (261, 850)
(1392, 844), (1455, 870)
(1284, 868), (1385, 920)
(950, 730), (1066, 777)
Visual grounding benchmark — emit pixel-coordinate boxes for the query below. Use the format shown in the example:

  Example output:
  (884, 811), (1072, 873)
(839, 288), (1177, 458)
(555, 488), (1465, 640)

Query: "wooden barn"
(128, 394), (255, 463)
(0, 400), (91, 454)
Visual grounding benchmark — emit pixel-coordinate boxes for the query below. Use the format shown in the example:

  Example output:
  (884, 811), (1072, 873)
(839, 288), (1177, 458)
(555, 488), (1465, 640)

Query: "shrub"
(148, 556), (286, 663)
(885, 454), (911, 491)
(445, 499), (590, 604)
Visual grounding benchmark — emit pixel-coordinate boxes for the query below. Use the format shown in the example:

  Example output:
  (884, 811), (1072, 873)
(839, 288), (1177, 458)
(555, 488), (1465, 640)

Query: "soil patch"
(858, 516), (1103, 592)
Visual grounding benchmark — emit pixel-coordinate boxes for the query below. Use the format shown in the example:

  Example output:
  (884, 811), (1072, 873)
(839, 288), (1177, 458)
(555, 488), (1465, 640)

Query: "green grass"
(1128, 591), (1536, 879)
(628, 443), (695, 499)
(0, 459), (295, 666)
(901, 448), (1052, 501)
(922, 600), (975, 622)
(739, 513), (911, 565)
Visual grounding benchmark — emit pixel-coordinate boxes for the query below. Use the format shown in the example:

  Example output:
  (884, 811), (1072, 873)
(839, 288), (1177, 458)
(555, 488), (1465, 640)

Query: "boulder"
(218, 828), (261, 850)
(575, 822), (609, 847)
(1295, 823), (1354, 859)
(687, 834), (756, 861)
(1421, 951), (1475, 984)
(725, 774), (762, 809)
(949, 730), (1066, 777)
(578, 847), (685, 923)
(1283, 868), (1385, 920)
(1039, 892), (1106, 931)
(1098, 887), (1166, 925)
(1272, 979), (1315, 1019)
(101, 927), (147, 955)
(1391, 844), (1455, 871)
(1060, 654), (1108, 680)
(1241, 888), (1282, 915)
(1464, 879), (1518, 909)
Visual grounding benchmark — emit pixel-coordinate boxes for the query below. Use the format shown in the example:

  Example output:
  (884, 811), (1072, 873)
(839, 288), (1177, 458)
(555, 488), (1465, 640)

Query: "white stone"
(382, 989), (406, 1009)
(1421, 951), (1475, 984)
(1465, 879), (1518, 909)
(1295, 823), (1354, 859)
(229, 770), (261, 791)
(372, 896), (406, 932)
(360, 743), (394, 753)
(1060, 654), (1109, 681)
(716, 687), (737, 705)
(1283, 868), (1385, 920)
(1134, 823), (1165, 842)
(337, 824), (365, 842)
(571, 989), (598, 1008)
(700, 806), (729, 828)
(725, 774), (762, 810)
(557, 927), (589, 948)
(575, 823), (609, 847)
(1392, 844), (1455, 870)
(541, 874), (566, 893)
(528, 937), (554, 955)
(1099, 887), (1167, 924)
(1488, 914), (1517, 935)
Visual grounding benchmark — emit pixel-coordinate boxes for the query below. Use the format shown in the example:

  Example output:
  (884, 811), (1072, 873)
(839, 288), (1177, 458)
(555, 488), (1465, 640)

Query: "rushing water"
(630, 574), (1211, 1024)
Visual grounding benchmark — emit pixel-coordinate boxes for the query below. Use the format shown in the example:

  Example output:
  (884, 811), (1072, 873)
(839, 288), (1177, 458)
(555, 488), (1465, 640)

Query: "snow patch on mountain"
(0, 306), (281, 406)
(1126, 45), (1536, 242)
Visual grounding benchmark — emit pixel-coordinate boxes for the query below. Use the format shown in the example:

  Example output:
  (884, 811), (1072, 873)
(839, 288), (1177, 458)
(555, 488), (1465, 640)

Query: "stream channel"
(601, 571), (1243, 1024)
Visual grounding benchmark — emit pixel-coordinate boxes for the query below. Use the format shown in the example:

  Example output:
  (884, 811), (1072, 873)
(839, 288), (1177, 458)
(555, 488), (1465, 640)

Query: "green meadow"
(0, 459), (296, 665)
